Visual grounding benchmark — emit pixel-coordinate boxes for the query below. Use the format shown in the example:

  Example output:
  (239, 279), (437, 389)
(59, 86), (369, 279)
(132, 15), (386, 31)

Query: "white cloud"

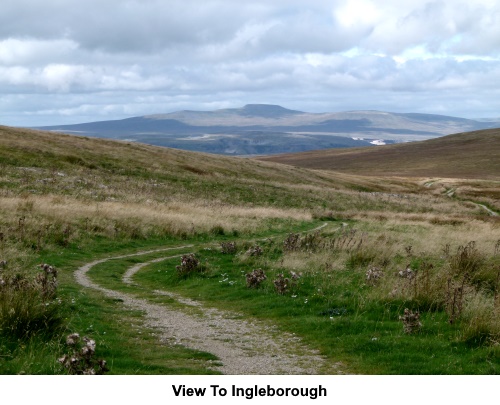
(0, 38), (78, 66)
(1, 0), (500, 126)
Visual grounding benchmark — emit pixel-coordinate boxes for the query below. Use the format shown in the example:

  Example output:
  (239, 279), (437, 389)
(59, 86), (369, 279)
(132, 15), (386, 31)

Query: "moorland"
(0, 125), (498, 374)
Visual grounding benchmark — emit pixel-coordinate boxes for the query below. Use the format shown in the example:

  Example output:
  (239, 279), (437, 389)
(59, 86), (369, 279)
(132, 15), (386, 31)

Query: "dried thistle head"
(220, 241), (237, 254)
(398, 265), (414, 280)
(83, 337), (96, 354)
(245, 269), (267, 288)
(66, 333), (80, 346)
(399, 308), (422, 334)
(98, 359), (109, 373)
(366, 267), (383, 285)
(40, 263), (57, 277)
(273, 273), (290, 294)
(247, 245), (263, 256)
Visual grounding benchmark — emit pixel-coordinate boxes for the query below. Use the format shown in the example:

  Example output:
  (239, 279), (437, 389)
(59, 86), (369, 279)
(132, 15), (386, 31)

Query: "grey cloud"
(1, 0), (500, 127)
(0, 0), (258, 53)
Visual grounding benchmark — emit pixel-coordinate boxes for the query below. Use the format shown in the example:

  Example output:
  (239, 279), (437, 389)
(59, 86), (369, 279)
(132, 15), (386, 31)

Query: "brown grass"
(258, 129), (500, 180)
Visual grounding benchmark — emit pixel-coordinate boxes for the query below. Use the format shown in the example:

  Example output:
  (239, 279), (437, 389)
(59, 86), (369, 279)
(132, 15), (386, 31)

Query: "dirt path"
(75, 228), (340, 375)
(475, 203), (498, 216)
(423, 179), (498, 216)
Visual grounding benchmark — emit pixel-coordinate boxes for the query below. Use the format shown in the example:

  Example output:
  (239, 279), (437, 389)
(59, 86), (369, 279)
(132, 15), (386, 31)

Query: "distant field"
(259, 129), (500, 180)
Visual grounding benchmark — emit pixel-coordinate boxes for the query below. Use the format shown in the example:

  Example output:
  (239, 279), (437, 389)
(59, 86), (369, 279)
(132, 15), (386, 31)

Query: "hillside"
(1, 125), (499, 376)
(259, 128), (500, 180)
(0, 124), (433, 238)
(36, 104), (499, 156)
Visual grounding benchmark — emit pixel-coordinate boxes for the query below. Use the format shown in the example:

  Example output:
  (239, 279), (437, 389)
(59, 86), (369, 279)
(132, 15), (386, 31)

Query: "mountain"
(37, 104), (500, 156)
(258, 128), (500, 180)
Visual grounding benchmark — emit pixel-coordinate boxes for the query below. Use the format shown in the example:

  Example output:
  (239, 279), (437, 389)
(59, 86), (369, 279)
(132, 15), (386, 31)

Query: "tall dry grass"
(269, 222), (500, 344)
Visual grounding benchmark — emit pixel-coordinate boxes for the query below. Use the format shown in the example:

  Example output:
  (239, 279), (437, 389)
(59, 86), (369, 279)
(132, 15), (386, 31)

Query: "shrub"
(460, 292), (499, 346)
(0, 285), (62, 339)
(346, 248), (376, 268)
(245, 269), (267, 288)
(300, 232), (323, 253)
(210, 225), (225, 236)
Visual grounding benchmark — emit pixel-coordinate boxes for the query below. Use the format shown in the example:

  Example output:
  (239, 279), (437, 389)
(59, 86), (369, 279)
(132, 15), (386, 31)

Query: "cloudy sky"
(1, 0), (500, 126)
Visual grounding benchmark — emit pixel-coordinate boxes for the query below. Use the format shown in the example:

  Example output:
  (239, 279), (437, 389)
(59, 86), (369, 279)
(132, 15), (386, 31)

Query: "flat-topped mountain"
(37, 104), (499, 156)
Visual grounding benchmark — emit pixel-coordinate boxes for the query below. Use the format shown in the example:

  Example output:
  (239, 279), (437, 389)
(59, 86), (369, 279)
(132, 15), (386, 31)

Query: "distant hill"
(258, 128), (500, 180)
(36, 104), (499, 156)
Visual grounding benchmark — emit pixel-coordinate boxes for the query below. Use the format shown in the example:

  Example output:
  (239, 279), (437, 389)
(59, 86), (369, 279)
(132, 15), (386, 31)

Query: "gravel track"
(75, 236), (338, 375)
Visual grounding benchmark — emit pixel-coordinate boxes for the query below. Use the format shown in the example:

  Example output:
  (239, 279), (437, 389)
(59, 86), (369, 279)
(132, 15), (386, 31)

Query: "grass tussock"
(0, 259), (63, 341)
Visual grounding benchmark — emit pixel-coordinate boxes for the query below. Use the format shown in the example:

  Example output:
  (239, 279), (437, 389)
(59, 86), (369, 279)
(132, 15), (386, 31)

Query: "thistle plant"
(366, 266), (383, 285)
(245, 268), (267, 288)
(220, 241), (237, 254)
(58, 332), (108, 375)
(399, 308), (422, 334)
(273, 272), (299, 294)
(175, 254), (202, 275)
(0, 260), (6, 287)
(283, 233), (300, 252)
(246, 245), (263, 256)
(398, 265), (415, 279)
(36, 263), (58, 299)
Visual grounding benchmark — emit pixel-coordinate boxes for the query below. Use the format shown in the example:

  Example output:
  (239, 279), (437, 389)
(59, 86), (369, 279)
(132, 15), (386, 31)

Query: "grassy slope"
(258, 129), (500, 180)
(0, 125), (396, 205)
(1, 126), (499, 375)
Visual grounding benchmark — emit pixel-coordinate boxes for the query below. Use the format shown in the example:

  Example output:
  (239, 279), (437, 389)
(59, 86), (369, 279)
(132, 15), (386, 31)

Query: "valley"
(37, 104), (500, 156)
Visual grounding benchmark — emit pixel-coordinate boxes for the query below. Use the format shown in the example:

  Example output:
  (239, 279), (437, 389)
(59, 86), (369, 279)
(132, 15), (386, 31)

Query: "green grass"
(123, 233), (500, 374)
(1, 125), (499, 375)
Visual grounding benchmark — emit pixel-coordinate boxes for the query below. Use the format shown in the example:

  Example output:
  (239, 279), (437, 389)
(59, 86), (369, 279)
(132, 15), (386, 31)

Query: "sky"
(1, 0), (500, 126)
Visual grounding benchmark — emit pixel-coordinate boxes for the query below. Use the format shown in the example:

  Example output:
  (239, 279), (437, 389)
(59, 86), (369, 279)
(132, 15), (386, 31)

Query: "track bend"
(75, 231), (336, 374)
